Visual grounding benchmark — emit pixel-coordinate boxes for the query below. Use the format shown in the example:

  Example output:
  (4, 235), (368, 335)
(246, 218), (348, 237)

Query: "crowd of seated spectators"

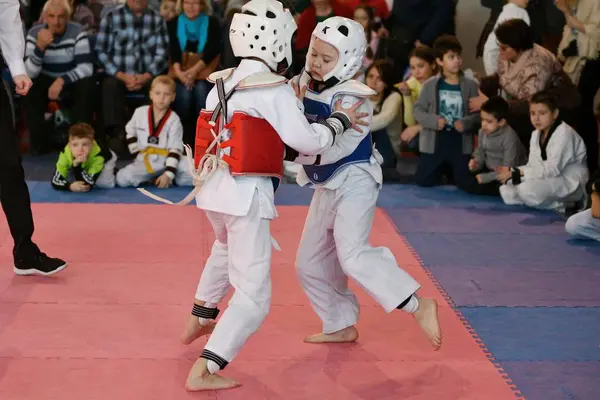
(6, 0), (600, 238)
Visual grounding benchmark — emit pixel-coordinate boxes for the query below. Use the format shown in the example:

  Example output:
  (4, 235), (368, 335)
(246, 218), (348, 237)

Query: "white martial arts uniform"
(95, 149), (118, 189)
(500, 122), (589, 212)
(116, 106), (193, 187)
(291, 73), (421, 334)
(566, 172), (600, 241)
(192, 59), (348, 371)
(483, 3), (530, 75)
(566, 209), (600, 241)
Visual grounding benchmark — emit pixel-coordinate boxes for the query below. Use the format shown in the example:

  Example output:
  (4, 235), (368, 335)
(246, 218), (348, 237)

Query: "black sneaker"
(13, 252), (68, 276)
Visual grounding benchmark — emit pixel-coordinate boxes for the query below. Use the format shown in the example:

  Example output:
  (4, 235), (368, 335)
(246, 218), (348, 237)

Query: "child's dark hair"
(530, 91), (559, 111)
(364, 59), (397, 108)
(409, 45), (437, 69)
(481, 96), (509, 121)
(68, 123), (95, 140)
(432, 34), (462, 59)
(495, 19), (534, 52)
(355, 4), (375, 59)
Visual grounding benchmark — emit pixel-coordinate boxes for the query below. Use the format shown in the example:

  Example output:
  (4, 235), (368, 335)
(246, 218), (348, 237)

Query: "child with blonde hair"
(116, 75), (193, 188)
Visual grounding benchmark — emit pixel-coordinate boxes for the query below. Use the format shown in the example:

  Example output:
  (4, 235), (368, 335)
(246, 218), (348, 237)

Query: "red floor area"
(0, 204), (519, 399)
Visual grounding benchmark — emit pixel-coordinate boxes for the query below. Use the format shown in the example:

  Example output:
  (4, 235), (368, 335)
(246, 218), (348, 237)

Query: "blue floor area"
(377, 186), (600, 400)
(403, 232), (600, 268)
(459, 307), (600, 361)
(26, 181), (600, 400)
(27, 180), (534, 208)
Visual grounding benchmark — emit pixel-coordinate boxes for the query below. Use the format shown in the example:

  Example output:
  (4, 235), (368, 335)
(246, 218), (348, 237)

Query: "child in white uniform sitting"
(566, 169), (600, 241)
(290, 17), (442, 350)
(116, 75), (193, 188)
(497, 91), (589, 213)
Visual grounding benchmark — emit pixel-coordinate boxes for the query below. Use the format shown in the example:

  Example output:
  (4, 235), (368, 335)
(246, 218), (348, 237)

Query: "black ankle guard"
(192, 304), (220, 319)
(201, 349), (229, 370)
(397, 295), (414, 310)
(511, 167), (522, 184)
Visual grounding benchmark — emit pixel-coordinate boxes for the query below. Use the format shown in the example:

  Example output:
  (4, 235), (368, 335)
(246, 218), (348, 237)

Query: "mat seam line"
(383, 211), (527, 400)
(2, 356), (599, 362)
(1, 301), (597, 309)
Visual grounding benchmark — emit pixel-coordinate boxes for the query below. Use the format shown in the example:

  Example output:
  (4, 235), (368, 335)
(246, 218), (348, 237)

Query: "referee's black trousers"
(0, 79), (38, 259)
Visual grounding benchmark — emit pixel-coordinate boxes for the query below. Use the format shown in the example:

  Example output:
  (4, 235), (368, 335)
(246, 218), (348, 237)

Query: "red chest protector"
(194, 72), (285, 181)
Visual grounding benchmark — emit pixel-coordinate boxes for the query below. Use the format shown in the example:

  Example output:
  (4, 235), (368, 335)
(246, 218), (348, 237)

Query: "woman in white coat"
(496, 91), (589, 213)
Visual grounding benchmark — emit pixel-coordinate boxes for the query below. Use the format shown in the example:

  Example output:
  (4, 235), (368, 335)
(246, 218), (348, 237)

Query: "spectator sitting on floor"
(555, 0), (600, 173)
(352, 4), (379, 81)
(23, 0), (95, 155)
(95, 0), (169, 142)
(167, 0), (221, 144)
(52, 123), (117, 191)
(496, 92), (589, 214)
(35, 0), (97, 33)
(116, 75), (193, 188)
(464, 96), (526, 196)
(471, 19), (581, 147)
(397, 45), (437, 149)
(160, 0), (178, 21)
(566, 167), (600, 241)
(364, 60), (403, 173)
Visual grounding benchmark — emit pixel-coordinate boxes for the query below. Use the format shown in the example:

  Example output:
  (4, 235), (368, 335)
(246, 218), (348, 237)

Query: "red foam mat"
(0, 204), (520, 399)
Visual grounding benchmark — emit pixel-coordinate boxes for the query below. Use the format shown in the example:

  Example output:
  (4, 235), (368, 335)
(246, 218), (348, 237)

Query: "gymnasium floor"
(0, 157), (599, 399)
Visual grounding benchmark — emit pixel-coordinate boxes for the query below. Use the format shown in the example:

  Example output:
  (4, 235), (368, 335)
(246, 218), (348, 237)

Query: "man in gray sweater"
(466, 97), (526, 195)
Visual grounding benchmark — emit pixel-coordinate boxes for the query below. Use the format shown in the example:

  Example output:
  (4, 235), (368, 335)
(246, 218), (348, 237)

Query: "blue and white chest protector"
(300, 77), (374, 184)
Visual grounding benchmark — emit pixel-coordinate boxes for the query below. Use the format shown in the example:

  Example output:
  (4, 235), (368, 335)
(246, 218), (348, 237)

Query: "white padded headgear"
(229, 0), (297, 73)
(305, 17), (367, 82)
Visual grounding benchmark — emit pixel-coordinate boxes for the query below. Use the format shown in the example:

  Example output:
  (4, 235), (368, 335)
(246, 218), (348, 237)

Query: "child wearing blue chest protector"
(288, 17), (442, 349)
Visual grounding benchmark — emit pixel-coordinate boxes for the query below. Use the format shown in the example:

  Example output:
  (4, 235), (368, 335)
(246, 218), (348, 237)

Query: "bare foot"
(180, 316), (215, 345)
(185, 358), (241, 391)
(413, 298), (442, 350)
(304, 326), (359, 343)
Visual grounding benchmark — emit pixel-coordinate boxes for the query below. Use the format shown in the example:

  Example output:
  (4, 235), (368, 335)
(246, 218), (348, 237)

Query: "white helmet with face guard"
(229, 0), (297, 73)
(305, 17), (367, 82)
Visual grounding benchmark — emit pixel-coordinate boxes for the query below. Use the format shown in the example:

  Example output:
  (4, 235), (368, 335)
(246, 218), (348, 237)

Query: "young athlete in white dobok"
(177, 0), (368, 391)
(288, 17), (443, 349)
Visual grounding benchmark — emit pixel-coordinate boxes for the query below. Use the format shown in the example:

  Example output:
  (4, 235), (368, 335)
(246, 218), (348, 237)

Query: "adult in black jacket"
(381, 0), (456, 80)
(0, 0), (66, 276)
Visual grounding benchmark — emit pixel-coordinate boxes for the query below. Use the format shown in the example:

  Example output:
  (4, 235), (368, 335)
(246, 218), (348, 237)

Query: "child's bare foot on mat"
(185, 358), (240, 391)
(304, 326), (359, 343)
(180, 316), (215, 345)
(413, 298), (442, 350)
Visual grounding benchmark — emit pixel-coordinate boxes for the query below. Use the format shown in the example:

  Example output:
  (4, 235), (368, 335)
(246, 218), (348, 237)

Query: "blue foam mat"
(458, 307), (600, 362)
(401, 232), (600, 268)
(500, 361), (600, 400)
(385, 207), (565, 234)
(26, 181), (319, 205)
(427, 265), (600, 307)
(375, 184), (515, 209)
(27, 181), (523, 209)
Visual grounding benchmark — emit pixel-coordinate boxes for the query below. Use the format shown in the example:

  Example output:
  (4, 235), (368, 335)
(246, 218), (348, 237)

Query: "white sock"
(198, 302), (217, 326)
(207, 360), (220, 374)
(401, 296), (419, 314)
